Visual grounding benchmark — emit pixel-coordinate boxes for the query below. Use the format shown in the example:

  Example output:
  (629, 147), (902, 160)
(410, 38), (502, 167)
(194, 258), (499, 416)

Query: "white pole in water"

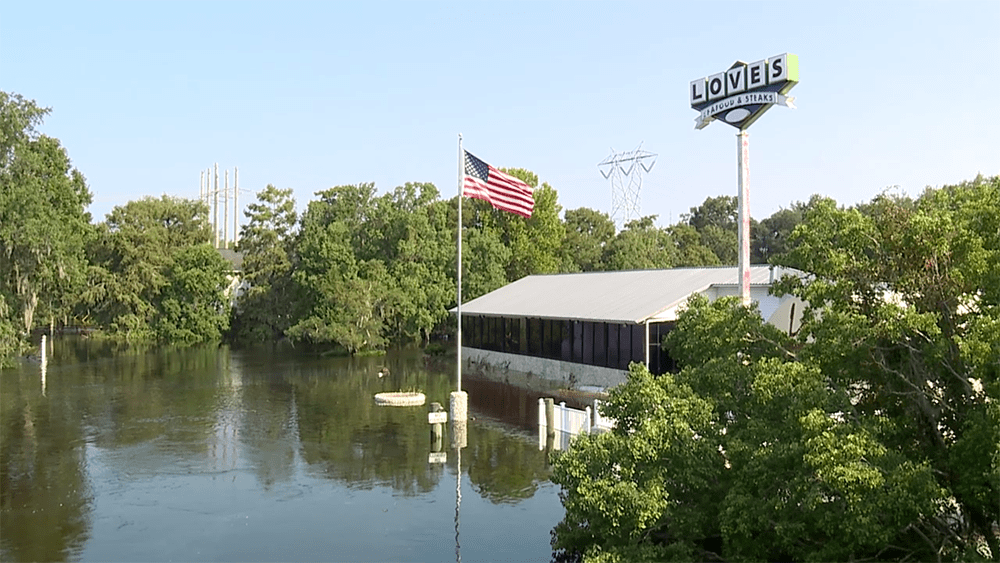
(454, 444), (462, 563)
(456, 134), (463, 395)
(40, 334), (47, 395)
(452, 134), (468, 423)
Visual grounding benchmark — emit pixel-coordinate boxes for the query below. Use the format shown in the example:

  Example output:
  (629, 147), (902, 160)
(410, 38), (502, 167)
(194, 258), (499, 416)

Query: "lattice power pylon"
(598, 143), (657, 228)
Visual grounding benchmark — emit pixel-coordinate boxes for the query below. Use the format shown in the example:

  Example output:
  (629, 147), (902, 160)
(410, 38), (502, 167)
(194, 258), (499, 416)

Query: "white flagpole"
(452, 135), (468, 424)
(457, 134), (463, 395)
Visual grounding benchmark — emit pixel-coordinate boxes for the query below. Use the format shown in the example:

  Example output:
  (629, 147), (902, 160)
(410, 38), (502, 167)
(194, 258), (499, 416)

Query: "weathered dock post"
(544, 398), (555, 437)
(544, 398), (555, 452)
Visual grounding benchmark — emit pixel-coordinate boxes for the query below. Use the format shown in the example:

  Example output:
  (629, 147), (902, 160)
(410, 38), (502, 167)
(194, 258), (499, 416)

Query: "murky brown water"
(1, 338), (563, 562)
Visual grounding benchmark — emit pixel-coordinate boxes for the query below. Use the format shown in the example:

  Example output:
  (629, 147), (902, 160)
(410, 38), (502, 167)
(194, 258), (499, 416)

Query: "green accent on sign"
(780, 53), (799, 92)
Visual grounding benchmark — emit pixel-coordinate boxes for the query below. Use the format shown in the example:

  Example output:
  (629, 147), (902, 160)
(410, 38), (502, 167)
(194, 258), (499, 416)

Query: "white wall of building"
(463, 347), (628, 392)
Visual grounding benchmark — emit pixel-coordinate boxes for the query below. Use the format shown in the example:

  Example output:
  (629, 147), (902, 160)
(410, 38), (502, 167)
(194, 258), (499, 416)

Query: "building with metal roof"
(458, 265), (805, 391)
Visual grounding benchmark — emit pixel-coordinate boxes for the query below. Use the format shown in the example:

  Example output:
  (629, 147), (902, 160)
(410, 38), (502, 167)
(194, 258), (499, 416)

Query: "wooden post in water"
(543, 397), (555, 452)
(544, 398), (555, 435)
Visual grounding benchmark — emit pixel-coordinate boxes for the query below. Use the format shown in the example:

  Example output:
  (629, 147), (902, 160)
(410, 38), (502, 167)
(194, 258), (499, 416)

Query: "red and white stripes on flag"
(462, 150), (534, 218)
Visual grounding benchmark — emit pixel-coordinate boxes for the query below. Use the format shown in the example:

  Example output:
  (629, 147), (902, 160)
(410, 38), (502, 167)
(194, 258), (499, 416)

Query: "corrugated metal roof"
(458, 266), (798, 324)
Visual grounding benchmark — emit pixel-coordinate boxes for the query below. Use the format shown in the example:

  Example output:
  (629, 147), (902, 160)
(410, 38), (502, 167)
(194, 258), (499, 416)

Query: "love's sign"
(690, 53), (798, 130)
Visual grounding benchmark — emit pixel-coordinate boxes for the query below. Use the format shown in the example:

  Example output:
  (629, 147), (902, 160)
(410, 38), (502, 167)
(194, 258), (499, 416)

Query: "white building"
(458, 265), (806, 391)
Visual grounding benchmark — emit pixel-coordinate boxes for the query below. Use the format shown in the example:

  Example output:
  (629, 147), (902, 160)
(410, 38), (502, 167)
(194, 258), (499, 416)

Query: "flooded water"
(1, 338), (565, 562)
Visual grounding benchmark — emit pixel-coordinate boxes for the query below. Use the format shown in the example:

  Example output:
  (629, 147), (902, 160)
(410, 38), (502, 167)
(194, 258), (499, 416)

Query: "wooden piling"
(544, 398), (555, 438)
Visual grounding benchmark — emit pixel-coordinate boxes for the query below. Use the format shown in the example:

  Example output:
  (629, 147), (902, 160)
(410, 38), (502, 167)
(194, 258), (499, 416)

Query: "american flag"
(462, 150), (534, 218)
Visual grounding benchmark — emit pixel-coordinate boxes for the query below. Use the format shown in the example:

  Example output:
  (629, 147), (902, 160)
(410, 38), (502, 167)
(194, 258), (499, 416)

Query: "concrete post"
(450, 390), (468, 422)
(451, 389), (468, 448)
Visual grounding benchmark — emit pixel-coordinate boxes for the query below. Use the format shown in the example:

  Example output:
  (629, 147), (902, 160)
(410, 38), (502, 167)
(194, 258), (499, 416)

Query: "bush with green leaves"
(551, 177), (999, 562)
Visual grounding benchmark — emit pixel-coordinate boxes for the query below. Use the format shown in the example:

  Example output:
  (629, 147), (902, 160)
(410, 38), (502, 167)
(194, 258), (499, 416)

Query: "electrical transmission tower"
(199, 164), (248, 249)
(598, 143), (657, 228)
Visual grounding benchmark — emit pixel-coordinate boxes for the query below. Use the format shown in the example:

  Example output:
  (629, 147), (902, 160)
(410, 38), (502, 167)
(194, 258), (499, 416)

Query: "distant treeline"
(2, 90), (995, 363)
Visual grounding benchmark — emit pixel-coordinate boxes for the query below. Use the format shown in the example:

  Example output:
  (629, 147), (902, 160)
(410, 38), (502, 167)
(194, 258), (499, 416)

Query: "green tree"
(562, 207), (615, 272)
(288, 186), (394, 353)
(774, 178), (1000, 559)
(601, 216), (675, 271)
(460, 214), (512, 301)
(231, 185), (298, 343)
(153, 244), (230, 344)
(684, 195), (737, 232)
(381, 183), (453, 343)
(667, 223), (720, 267)
(0, 92), (92, 352)
(682, 195), (740, 264)
(698, 224), (737, 264)
(0, 296), (20, 366)
(551, 178), (999, 562)
(750, 196), (821, 263)
(87, 196), (225, 343)
(457, 168), (565, 289)
(497, 171), (565, 281)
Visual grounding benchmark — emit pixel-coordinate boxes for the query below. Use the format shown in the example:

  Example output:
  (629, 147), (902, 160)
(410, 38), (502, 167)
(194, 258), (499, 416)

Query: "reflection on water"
(1, 338), (563, 562)
(455, 442), (462, 563)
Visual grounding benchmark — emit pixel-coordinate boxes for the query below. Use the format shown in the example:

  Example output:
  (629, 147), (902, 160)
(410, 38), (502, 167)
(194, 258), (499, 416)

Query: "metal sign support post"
(737, 130), (751, 306)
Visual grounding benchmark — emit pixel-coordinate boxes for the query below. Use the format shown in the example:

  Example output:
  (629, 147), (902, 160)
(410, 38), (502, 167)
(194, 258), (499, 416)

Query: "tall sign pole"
(691, 53), (798, 306)
(737, 130), (750, 304)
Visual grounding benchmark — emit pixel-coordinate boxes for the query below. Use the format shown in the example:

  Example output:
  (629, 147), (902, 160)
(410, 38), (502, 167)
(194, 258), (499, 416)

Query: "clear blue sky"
(3, 1), (998, 228)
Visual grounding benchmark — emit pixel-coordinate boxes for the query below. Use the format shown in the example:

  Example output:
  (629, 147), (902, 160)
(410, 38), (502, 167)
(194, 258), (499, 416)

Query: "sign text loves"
(690, 53), (798, 130)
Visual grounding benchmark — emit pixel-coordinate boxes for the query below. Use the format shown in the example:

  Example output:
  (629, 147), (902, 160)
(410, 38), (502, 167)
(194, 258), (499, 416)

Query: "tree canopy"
(1, 93), (92, 364)
(85, 195), (229, 343)
(550, 176), (1000, 562)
